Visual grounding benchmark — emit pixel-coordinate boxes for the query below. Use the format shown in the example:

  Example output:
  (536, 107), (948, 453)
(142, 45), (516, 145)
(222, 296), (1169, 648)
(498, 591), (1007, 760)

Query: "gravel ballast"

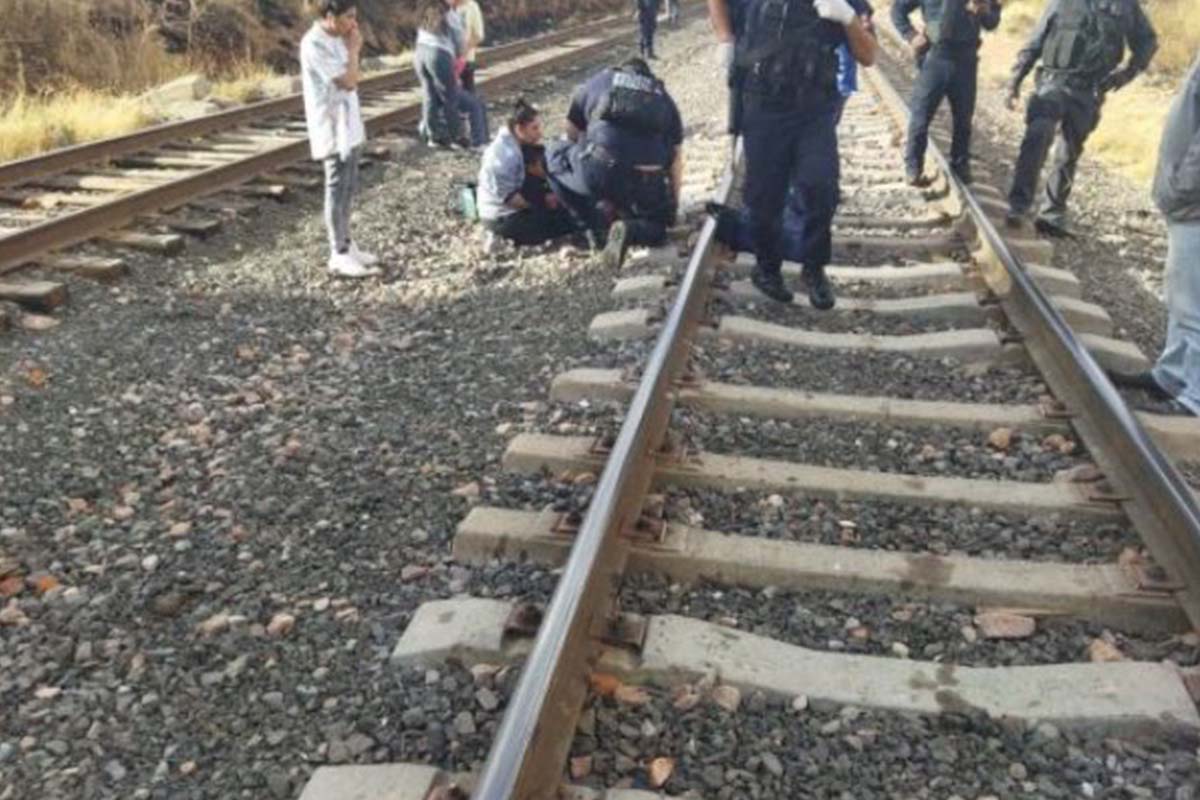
(619, 573), (1200, 668)
(675, 408), (1088, 482)
(666, 486), (1140, 563)
(693, 340), (1049, 403)
(572, 684), (1200, 798)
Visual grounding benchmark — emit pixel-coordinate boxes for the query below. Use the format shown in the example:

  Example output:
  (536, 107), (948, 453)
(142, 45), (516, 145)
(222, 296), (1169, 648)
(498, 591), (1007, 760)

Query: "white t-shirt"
(300, 23), (366, 161)
(461, 1), (485, 63)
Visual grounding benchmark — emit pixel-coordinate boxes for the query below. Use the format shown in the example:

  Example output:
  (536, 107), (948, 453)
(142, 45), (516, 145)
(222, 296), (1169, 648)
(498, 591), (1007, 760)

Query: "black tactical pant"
(547, 141), (674, 246)
(1007, 80), (1102, 226)
(905, 45), (978, 178)
(484, 207), (578, 246)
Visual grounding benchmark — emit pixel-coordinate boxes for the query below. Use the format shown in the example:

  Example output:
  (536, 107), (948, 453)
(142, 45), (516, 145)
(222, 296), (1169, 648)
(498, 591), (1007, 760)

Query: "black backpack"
(734, 0), (837, 97)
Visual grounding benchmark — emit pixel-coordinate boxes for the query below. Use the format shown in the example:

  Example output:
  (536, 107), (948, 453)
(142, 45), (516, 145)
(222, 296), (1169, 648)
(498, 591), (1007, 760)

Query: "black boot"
(602, 220), (629, 270)
(751, 265), (794, 304)
(802, 264), (836, 311)
(1107, 369), (1173, 401)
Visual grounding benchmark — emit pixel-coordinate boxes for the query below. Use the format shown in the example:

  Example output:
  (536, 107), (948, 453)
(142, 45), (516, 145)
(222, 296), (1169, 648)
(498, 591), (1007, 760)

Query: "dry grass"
(0, 0), (188, 95)
(1146, 0), (1200, 77)
(210, 64), (283, 104)
(999, 0), (1199, 77)
(0, 0), (632, 162)
(0, 91), (151, 163)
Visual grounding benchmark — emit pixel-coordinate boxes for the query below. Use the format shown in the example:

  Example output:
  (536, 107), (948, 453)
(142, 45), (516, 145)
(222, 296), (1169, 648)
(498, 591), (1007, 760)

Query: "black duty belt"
(1037, 68), (1101, 94)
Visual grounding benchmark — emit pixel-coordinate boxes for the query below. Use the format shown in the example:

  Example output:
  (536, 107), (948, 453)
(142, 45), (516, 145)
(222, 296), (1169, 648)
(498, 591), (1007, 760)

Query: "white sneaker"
(481, 230), (500, 254)
(349, 242), (379, 267)
(327, 252), (381, 278)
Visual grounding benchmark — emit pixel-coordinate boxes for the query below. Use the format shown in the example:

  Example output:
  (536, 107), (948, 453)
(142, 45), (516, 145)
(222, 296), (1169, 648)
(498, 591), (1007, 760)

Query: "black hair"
(417, 0), (450, 34)
(507, 98), (540, 130)
(317, 0), (356, 17)
(620, 56), (653, 77)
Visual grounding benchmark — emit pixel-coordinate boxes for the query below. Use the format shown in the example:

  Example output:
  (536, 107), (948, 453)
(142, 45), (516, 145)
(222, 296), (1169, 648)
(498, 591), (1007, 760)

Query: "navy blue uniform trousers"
(741, 98), (840, 274)
(547, 140), (673, 246)
(905, 44), (978, 176)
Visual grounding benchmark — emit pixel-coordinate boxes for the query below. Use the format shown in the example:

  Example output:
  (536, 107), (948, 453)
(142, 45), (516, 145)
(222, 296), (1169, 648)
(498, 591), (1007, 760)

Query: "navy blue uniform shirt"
(891, 0), (1001, 48)
(567, 68), (684, 167)
(729, 0), (872, 52)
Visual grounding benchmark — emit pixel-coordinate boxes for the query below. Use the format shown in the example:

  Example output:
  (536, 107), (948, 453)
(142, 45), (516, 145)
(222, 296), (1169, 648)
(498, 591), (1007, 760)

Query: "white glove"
(815, 0), (857, 26)
(717, 40), (735, 72)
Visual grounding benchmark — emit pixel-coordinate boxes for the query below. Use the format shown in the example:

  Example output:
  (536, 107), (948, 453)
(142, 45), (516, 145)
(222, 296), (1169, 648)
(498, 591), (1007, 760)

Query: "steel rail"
(866, 45), (1200, 626)
(0, 15), (625, 191)
(470, 146), (739, 800)
(0, 19), (632, 275)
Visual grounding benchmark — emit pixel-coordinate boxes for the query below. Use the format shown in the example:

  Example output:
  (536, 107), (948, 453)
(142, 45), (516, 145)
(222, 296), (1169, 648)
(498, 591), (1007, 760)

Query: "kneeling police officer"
(710, 0), (876, 308)
(548, 57), (684, 269)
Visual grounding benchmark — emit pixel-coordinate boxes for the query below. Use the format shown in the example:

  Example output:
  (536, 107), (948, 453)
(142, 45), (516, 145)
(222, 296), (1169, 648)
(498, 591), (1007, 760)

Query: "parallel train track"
(0, 13), (641, 320)
(307, 20), (1200, 800)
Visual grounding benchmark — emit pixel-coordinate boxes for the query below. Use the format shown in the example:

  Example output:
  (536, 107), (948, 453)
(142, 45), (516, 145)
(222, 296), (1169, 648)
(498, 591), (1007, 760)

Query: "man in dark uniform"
(708, 0), (876, 308)
(547, 57), (684, 269)
(637, 0), (662, 60)
(892, 0), (1001, 186)
(1005, 0), (1157, 236)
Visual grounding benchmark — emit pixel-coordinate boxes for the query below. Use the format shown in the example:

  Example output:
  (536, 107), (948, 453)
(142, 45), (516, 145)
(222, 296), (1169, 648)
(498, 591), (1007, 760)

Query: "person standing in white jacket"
(300, 0), (380, 278)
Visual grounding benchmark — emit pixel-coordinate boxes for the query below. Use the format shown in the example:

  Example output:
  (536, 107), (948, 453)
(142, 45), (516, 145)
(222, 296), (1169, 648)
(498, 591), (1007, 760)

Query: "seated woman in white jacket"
(477, 99), (578, 246)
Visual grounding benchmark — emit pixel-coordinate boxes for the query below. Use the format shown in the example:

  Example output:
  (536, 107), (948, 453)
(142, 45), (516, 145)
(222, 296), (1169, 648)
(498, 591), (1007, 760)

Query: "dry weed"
(0, 91), (151, 163)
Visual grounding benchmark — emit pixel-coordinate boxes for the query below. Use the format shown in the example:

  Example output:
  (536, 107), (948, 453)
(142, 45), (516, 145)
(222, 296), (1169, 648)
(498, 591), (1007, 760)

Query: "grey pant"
(1007, 81), (1101, 225)
(323, 147), (361, 255)
(415, 43), (462, 144)
(1152, 221), (1200, 415)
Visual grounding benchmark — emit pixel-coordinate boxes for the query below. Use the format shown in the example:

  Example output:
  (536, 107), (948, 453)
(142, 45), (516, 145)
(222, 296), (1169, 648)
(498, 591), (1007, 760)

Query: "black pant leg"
(1007, 87), (1067, 214)
(625, 172), (674, 246)
(945, 55), (979, 173)
(905, 54), (951, 176)
(487, 207), (578, 246)
(1040, 91), (1101, 224)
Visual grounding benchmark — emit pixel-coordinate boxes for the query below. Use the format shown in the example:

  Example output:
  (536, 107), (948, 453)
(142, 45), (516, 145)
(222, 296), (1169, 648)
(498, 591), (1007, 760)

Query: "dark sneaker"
(802, 264), (836, 311)
(750, 266), (794, 304)
(952, 164), (973, 185)
(1035, 216), (1073, 239)
(1107, 369), (1173, 401)
(601, 221), (629, 270)
(905, 171), (928, 188)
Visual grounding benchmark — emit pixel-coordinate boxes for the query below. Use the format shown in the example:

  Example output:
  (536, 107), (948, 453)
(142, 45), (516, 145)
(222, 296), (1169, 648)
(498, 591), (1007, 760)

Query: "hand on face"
(335, 12), (361, 46)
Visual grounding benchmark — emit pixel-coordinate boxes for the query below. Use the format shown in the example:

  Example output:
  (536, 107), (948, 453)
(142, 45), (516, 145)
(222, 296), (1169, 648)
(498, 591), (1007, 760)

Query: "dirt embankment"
(0, 0), (629, 96)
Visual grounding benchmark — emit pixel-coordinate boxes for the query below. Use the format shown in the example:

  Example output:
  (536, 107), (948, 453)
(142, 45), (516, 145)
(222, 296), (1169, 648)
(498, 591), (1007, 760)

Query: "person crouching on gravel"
(301, 0), (381, 278)
(477, 99), (578, 247)
(1107, 53), (1200, 419)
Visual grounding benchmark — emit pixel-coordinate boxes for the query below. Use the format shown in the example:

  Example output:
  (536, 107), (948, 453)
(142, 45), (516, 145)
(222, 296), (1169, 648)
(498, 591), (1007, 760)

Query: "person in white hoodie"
(300, 0), (380, 278)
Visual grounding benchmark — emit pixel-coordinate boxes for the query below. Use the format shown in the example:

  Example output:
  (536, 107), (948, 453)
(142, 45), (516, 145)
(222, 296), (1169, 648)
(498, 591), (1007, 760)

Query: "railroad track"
(0, 13), (646, 327)
(285, 22), (1200, 800)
